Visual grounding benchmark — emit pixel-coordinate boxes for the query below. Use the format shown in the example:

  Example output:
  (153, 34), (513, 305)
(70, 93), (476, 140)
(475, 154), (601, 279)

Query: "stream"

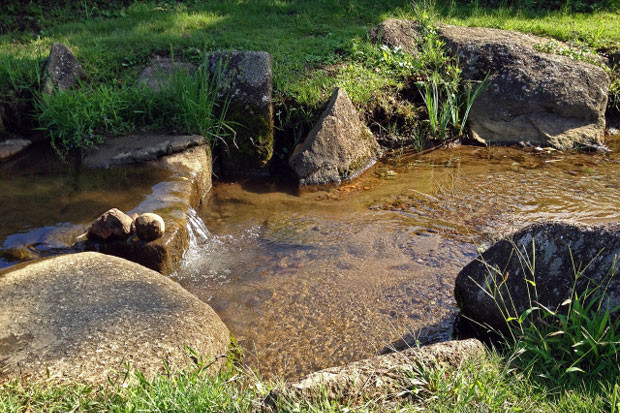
(171, 140), (620, 379)
(2, 140), (620, 379)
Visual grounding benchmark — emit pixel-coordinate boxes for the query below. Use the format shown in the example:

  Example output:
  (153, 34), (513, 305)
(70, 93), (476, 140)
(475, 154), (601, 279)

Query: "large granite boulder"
(0, 252), (230, 384)
(42, 43), (84, 94)
(455, 222), (620, 333)
(288, 88), (379, 185)
(206, 51), (274, 175)
(370, 20), (610, 149)
(267, 339), (483, 408)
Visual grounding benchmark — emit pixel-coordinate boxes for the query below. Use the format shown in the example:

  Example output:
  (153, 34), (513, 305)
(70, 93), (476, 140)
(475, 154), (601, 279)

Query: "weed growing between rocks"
(471, 241), (620, 387)
(411, 1), (490, 143)
(35, 64), (230, 158)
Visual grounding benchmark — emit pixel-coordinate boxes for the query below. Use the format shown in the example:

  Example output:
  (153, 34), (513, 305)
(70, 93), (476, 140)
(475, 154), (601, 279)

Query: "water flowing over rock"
(87, 208), (133, 241)
(288, 88), (379, 185)
(266, 339), (484, 408)
(206, 51), (274, 175)
(42, 43), (84, 94)
(370, 20), (610, 149)
(455, 222), (620, 333)
(0, 252), (230, 385)
(86, 145), (212, 274)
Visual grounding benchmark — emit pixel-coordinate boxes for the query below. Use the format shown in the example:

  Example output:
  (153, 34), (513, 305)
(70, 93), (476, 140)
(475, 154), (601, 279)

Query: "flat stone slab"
(0, 139), (31, 162)
(267, 339), (484, 408)
(83, 134), (205, 169)
(0, 252), (230, 385)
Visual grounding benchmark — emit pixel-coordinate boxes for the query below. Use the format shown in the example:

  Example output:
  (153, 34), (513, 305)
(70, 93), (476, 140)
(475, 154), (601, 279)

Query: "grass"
(1, 348), (619, 412)
(35, 63), (230, 156)
(1, 1), (618, 153)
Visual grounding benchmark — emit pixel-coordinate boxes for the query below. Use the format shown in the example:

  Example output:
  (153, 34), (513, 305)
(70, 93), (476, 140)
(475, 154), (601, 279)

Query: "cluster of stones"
(81, 208), (166, 243)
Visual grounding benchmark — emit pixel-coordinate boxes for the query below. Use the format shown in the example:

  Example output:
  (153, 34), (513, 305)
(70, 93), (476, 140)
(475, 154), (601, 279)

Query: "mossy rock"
(207, 51), (274, 176)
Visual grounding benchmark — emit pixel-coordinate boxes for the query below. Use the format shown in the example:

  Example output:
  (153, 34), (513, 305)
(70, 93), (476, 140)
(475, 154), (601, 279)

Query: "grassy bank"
(1, 349), (618, 412)
(1, 0), (619, 156)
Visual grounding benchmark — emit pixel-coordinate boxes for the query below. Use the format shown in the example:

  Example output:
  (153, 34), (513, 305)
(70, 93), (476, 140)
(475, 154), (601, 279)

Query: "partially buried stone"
(87, 208), (133, 241)
(135, 213), (165, 242)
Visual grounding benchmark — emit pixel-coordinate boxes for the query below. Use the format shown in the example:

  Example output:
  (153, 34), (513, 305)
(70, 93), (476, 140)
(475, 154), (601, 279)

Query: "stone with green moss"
(206, 51), (274, 175)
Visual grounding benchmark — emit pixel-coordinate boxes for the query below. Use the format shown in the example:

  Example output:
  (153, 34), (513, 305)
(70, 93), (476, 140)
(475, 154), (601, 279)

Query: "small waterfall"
(187, 208), (211, 248)
(174, 208), (212, 278)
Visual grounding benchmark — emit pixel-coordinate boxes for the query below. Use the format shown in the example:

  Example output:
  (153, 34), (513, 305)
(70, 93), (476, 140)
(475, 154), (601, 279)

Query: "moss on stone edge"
(219, 102), (274, 173)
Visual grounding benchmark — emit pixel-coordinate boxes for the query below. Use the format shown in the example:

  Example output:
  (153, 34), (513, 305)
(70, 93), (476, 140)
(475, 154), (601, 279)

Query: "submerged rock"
(288, 88), (379, 185)
(0, 252), (230, 384)
(455, 222), (620, 333)
(370, 20), (610, 150)
(266, 339), (483, 408)
(135, 213), (166, 242)
(0, 139), (31, 162)
(206, 51), (274, 176)
(42, 43), (84, 94)
(136, 56), (197, 93)
(87, 208), (133, 241)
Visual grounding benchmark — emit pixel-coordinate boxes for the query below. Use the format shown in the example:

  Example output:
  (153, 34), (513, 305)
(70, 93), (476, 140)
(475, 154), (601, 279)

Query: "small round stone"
(134, 213), (166, 242)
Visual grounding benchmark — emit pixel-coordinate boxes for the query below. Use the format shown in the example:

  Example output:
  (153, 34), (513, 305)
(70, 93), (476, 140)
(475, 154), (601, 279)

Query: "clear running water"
(172, 140), (620, 379)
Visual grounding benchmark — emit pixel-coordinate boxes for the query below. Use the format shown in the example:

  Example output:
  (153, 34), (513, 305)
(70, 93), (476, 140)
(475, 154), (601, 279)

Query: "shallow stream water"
(0, 144), (171, 268)
(2, 140), (620, 380)
(173, 141), (620, 379)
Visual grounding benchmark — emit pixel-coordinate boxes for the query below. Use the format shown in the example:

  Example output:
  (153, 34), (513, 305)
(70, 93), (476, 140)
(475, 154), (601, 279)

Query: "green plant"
(475, 242), (620, 387)
(413, 1), (489, 141)
(35, 61), (230, 158)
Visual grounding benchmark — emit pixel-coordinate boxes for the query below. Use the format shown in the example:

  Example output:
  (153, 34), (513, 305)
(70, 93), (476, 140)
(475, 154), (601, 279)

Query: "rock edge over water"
(455, 222), (620, 333)
(370, 20), (610, 150)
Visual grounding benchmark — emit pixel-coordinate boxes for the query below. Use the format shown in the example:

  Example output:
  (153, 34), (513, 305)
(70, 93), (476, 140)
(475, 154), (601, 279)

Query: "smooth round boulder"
(87, 208), (133, 241)
(135, 213), (166, 242)
(0, 252), (230, 384)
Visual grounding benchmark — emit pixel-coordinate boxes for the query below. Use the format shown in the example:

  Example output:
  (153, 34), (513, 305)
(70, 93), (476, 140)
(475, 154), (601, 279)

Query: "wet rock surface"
(135, 56), (197, 93)
(87, 208), (133, 241)
(0, 252), (230, 385)
(42, 43), (84, 94)
(267, 339), (484, 408)
(206, 51), (274, 175)
(0, 139), (31, 162)
(82, 134), (205, 169)
(88, 145), (212, 274)
(289, 88), (379, 185)
(370, 20), (610, 149)
(455, 222), (620, 333)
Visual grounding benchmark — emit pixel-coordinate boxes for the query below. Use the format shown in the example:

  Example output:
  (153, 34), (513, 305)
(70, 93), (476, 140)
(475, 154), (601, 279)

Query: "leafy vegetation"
(36, 64), (229, 156)
(0, 0), (618, 156)
(472, 241), (620, 389)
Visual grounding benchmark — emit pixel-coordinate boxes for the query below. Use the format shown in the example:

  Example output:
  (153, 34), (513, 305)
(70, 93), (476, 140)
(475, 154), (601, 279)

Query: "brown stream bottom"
(172, 141), (620, 380)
